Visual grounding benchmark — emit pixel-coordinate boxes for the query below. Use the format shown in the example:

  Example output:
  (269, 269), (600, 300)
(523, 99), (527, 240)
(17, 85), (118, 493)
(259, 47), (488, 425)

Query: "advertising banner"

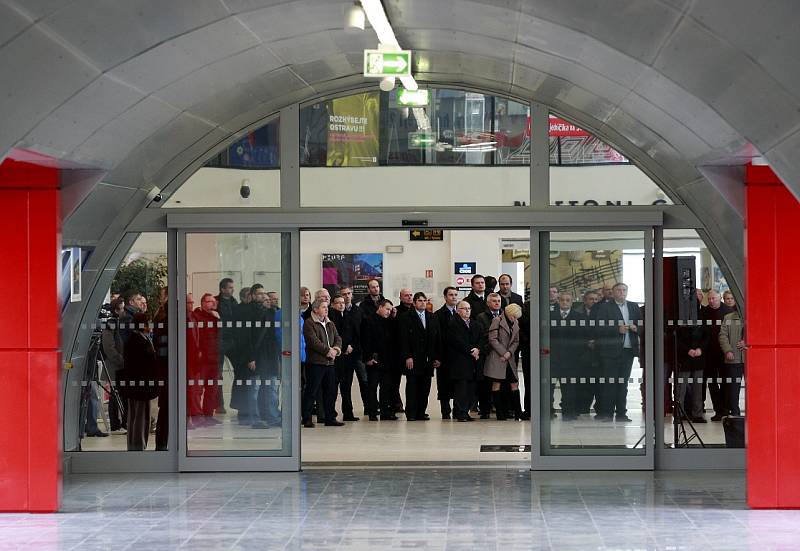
(322, 253), (383, 303)
(548, 116), (590, 137)
(326, 92), (380, 166)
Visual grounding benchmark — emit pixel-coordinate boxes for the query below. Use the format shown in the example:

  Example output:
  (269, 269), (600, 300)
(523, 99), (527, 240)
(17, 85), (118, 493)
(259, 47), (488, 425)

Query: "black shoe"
(442, 414), (451, 420)
(457, 416), (474, 422)
(595, 414), (612, 422)
(420, 415), (430, 421)
(324, 421), (345, 427)
(406, 417), (417, 421)
(380, 415), (398, 421)
(303, 421), (315, 428)
(369, 415), (379, 421)
(480, 413), (491, 419)
(691, 417), (708, 423)
(520, 411), (531, 421)
(86, 430), (108, 437)
(616, 415), (633, 422)
(550, 412), (558, 419)
(710, 414), (724, 422)
(343, 416), (360, 422)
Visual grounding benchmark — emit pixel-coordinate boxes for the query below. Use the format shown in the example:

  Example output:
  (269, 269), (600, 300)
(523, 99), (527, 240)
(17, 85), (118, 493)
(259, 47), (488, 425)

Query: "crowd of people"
(93, 273), (745, 447)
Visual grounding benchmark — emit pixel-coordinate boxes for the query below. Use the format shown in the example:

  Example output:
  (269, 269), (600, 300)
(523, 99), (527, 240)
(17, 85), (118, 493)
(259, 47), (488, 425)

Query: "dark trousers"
(477, 379), (492, 415)
(354, 361), (370, 415)
(599, 349), (635, 417)
(453, 379), (475, 420)
(404, 371), (432, 420)
(387, 369), (403, 411)
(704, 358), (725, 415)
(302, 363), (337, 423)
(336, 361), (357, 418)
(555, 371), (579, 417)
(366, 366), (390, 417)
(722, 363), (744, 416)
(520, 347), (531, 414)
(108, 388), (125, 431)
(436, 366), (454, 416)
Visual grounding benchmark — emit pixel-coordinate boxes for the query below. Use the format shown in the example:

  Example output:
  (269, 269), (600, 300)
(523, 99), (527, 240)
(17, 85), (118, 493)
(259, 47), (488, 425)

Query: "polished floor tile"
(4, 470), (800, 550)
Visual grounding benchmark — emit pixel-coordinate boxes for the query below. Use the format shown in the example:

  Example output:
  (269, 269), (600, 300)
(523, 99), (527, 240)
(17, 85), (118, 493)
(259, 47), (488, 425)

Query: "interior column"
(0, 157), (61, 512)
(745, 163), (800, 508)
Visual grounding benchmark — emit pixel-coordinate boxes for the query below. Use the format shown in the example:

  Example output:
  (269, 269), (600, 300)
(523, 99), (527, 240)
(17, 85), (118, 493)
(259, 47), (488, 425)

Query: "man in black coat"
(549, 292), (589, 420)
(358, 278), (384, 318)
(214, 278), (238, 414)
(361, 299), (396, 420)
(398, 292), (440, 421)
(498, 274), (524, 309)
(330, 295), (361, 421)
(433, 286), (459, 419)
(447, 300), (484, 422)
(341, 286), (369, 416)
(241, 284), (281, 428)
(593, 282), (642, 421)
(465, 274), (489, 320)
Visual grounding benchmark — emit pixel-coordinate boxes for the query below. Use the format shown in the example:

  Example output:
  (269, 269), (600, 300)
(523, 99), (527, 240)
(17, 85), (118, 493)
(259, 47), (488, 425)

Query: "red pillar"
(745, 164), (800, 508)
(0, 158), (61, 512)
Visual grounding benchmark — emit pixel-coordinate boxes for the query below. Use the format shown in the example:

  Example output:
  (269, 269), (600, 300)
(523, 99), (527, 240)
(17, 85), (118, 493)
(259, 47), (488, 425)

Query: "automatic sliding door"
(178, 231), (298, 470)
(533, 229), (654, 469)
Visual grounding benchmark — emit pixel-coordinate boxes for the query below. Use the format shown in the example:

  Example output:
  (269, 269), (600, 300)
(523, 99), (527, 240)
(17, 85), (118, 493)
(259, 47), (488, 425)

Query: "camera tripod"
(78, 331), (125, 445)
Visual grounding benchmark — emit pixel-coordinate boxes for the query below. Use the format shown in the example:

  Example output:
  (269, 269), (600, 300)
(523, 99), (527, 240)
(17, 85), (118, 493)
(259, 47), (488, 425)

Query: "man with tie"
(447, 301), (484, 422)
(398, 292), (441, 421)
(476, 293), (504, 418)
(434, 286), (460, 419)
(593, 282), (642, 422)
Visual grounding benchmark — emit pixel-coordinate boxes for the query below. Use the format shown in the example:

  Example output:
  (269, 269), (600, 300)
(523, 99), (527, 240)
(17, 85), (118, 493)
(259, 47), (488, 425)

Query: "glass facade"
(300, 88), (531, 167)
(205, 118), (280, 169)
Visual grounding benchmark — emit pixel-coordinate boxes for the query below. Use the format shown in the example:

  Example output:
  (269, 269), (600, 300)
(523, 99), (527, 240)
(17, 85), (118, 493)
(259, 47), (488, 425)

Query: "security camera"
(240, 179), (251, 199)
(146, 186), (163, 203)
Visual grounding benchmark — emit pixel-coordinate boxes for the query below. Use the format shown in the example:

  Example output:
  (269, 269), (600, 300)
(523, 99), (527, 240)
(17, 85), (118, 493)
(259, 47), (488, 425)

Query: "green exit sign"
(363, 49), (412, 77)
(397, 89), (429, 106)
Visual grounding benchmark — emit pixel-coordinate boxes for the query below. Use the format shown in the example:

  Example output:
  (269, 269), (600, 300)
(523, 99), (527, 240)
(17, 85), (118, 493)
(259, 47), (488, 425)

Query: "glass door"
(532, 228), (654, 469)
(177, 230), (299, 470)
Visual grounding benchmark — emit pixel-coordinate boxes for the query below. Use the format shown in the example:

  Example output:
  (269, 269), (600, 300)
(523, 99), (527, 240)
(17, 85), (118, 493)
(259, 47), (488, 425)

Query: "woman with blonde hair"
(484, 303), (523, 420)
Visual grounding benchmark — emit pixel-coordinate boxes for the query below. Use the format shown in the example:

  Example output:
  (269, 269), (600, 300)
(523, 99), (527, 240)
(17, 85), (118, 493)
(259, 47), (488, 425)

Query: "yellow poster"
(326, 92), (380, 166)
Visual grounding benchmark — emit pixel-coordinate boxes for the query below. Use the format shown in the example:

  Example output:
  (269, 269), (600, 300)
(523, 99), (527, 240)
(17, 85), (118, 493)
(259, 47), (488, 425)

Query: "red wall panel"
(745, 164), (800, 508)
(0, 158), (60, 513)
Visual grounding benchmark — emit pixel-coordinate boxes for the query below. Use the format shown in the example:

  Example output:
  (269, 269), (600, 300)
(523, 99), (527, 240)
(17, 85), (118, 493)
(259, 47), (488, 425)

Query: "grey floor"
(2, 470), (800, 550)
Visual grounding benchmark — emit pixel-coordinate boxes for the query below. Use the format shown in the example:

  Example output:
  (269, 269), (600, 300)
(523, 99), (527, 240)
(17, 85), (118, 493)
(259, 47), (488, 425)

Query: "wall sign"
(322, 253), (383, 303)
(410, 229), (443, 241)
(454, 262), (476, 275)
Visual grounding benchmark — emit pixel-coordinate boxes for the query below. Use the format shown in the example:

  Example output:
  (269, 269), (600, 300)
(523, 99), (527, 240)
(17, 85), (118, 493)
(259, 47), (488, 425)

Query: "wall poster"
(322, 253), (383, 303)
(326, 91), (380, 166)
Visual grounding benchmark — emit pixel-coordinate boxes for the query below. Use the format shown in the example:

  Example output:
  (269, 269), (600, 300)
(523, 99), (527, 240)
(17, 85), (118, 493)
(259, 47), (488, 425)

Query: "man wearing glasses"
(447, 301), (484, 422)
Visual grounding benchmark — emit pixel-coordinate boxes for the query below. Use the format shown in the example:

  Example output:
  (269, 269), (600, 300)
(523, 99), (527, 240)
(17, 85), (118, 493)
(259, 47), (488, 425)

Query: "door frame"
(530, 226), (656, 470)
(175, 227), (301, 472)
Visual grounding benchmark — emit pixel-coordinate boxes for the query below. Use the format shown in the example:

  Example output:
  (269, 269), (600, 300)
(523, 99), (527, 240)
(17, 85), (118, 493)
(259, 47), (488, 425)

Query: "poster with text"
(326, 92), (380, 166)
(322, 253), (383, 304)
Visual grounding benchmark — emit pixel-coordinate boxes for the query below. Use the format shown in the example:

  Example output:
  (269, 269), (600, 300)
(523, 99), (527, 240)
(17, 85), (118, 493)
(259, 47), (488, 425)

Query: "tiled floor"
(2, 470), (798, 550)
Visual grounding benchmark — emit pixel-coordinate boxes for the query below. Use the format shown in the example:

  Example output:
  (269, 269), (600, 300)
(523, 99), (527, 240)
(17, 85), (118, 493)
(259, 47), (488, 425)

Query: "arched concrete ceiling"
(1, 0), (797, 263)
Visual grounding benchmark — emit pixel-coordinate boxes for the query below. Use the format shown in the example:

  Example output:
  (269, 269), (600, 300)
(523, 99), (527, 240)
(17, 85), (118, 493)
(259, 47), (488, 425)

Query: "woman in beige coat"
(484, 303), (522, 420)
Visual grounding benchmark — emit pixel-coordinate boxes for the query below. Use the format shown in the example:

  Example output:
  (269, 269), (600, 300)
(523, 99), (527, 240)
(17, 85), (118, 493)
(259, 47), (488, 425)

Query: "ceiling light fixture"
(346, 2), (365, 31)
(379, 76), (396, 91)
(359, 0), (418, 91)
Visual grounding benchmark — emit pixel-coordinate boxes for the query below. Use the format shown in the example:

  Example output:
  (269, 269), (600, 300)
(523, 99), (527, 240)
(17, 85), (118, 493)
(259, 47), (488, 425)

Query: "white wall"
(164, 167), (280, 208)
(550, 164), (670, 205)
(300, 229), (530, 308)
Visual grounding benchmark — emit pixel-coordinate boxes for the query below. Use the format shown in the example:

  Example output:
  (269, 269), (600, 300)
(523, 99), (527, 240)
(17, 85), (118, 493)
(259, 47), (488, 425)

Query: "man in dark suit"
(593, 282), (642, 422)
(241, 284), (281, 428)
(361, 299), (395, 420)
(447, 300), (484, 422)
(434, 286), (459, 419)
(465, 274), (489, 320)
(550, 292), (589, 420)
(572, 290), (600, 414)
(340, 286), (369, 416)
(498, 274), (524, 309)
(398, 292), (440, 421)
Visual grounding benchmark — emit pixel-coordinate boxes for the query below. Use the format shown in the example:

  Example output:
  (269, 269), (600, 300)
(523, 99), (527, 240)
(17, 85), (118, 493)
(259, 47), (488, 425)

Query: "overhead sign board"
(364, 49), (412, 77)
(397, 89), (429, 106)
(410, 229), (443, 241)
(454, 262), (477, 275)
